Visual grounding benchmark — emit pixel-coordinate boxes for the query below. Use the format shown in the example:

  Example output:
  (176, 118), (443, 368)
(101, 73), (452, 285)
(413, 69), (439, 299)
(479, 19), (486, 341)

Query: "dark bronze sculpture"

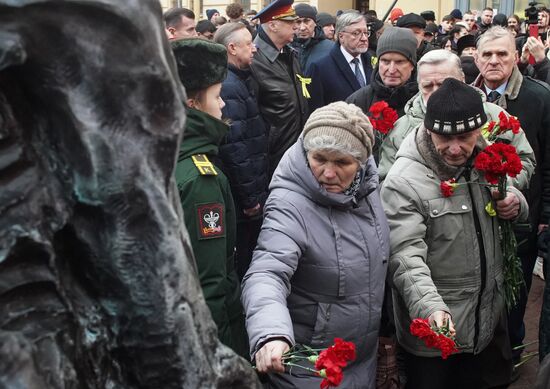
(0, 1), (259, 387)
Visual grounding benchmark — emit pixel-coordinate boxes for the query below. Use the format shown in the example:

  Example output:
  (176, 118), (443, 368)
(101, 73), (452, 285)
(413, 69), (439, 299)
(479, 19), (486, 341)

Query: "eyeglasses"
(343, 29), (370, 38)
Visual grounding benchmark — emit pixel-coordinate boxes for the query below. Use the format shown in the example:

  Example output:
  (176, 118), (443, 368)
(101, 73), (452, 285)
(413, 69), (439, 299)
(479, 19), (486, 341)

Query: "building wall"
(159, 0), (455, 22)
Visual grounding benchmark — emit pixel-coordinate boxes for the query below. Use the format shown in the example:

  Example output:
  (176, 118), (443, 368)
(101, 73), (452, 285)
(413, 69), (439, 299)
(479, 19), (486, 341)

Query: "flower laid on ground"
(280, 338), (356, 389)
(481, 111), (521, 142)
(368, 101), (398, 135)
(474, 142), (524, 310)
(409, 318), (459, 359)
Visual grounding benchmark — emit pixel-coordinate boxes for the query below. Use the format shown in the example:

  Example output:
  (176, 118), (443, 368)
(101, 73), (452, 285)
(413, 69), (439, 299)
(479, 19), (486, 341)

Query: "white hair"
(303, 134), (364, 162)
(335, 11), (365, 44)
(417, 49), (464, 82)
(476, 26), (515, 51)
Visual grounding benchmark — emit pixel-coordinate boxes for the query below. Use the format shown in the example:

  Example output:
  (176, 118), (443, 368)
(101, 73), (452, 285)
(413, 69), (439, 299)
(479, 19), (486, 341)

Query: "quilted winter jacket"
(242, 138), (390, 389)
(381, 128), (529, 357)
(378, 89), (536, 190)
(219, 64), (269, 215)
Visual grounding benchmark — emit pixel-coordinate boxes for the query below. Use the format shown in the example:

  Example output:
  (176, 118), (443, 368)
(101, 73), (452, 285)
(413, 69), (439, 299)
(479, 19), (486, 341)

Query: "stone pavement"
(510, 275), (545, 389)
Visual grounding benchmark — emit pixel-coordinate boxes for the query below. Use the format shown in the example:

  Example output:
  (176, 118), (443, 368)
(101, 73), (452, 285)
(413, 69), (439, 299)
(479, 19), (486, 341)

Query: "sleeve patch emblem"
(197, 203), (225, 239)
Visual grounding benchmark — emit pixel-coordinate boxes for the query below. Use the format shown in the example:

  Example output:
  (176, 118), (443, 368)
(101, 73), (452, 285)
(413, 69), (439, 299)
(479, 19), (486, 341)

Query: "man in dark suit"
(307, 10), (374, 112)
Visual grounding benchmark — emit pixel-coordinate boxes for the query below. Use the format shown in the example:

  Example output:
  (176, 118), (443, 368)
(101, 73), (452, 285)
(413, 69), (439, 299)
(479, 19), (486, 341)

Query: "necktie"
(487, 90), (501, 103)
(351, 58), (366, 88)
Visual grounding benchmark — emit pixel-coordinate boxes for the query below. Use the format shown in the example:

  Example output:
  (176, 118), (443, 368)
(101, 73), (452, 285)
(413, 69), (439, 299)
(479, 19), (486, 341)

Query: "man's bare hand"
(494, 191), (520, 220)
(428, 310), (456, 337)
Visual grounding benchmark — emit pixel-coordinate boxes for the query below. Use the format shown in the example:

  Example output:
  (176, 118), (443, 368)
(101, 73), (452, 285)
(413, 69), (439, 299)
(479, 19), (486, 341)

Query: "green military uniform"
(175, 107), (248, 358)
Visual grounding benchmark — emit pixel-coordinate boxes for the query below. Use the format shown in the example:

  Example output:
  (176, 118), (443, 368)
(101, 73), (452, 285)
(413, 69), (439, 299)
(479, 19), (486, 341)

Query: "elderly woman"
(241, 102), (389, 388)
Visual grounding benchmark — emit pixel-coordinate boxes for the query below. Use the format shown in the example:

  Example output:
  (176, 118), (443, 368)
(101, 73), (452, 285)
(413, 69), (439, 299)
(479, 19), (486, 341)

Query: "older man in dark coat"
(307, 10), (374, 112)
(473, 26), (550, 376)
(250, 0), (308, 177)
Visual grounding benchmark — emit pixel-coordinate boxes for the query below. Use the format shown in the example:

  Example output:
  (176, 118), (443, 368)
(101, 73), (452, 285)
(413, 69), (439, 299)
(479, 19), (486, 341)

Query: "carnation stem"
(283, 361), (319, 374)
(512, 340), (538, 351)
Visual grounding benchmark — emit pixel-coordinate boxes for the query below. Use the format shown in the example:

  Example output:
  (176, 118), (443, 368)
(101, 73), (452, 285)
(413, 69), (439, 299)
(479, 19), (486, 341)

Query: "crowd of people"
(163, 1), (550, 388)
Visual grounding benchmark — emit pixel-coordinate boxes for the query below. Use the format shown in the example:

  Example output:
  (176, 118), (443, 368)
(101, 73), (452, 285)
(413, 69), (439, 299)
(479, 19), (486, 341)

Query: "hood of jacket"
(270, 137), (379, 209)
(178, 107), (229, 161)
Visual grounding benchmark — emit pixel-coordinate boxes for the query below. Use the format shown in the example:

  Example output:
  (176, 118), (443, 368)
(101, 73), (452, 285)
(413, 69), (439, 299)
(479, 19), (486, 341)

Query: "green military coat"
(175, 107), (248, 358)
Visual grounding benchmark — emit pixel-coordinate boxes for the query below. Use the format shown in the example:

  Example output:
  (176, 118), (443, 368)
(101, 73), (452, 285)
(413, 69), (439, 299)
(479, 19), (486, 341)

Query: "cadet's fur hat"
(425, 78), (487, 134)
(171, 38), (227, 92)
(303, 102), (374, 162)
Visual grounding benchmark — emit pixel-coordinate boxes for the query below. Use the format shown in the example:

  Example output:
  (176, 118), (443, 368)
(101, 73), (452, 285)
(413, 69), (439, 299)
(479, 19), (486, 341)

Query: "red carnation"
(369, 101), (389, 116)
(331, 338), (356, 364)
(368, 101), (398, 135)
(440, 178), (458, 197)
(509, 116), (520, 134)
(319, 365), (344, 389)
(474, 143), (523, 185)
(410, 318), (459, 360)
(487, 121), (496, 133)
(498, 111), (509, 130)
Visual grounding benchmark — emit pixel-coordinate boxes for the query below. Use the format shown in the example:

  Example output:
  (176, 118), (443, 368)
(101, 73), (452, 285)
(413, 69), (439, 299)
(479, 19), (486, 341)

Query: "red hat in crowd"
(253, 0), (298, 24)
(389, 7), (404, 23)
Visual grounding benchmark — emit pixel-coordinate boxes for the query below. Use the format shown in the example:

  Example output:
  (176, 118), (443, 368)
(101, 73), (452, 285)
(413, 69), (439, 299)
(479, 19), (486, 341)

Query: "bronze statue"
(0, 1), (259, 387)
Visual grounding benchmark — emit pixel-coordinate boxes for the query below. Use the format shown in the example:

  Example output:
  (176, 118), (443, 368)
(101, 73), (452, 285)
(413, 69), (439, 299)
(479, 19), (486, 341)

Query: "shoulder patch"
(192, 154), (217, 176)
(196, 203), (225, 239)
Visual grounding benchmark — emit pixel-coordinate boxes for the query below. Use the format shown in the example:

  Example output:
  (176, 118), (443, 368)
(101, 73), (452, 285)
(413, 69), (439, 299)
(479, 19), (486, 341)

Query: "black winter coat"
(250, 30), (309, 177)
(219, 64), (269, 217)
(291, 25), (334, 74)
(346, 67), (418, 163)
(346, 67), (418, 118)
(474, 66), (550, 226)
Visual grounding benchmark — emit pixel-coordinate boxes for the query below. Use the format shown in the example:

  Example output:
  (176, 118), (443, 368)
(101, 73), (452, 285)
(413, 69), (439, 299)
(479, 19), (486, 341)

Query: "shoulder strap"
(192, 154), (217, 176)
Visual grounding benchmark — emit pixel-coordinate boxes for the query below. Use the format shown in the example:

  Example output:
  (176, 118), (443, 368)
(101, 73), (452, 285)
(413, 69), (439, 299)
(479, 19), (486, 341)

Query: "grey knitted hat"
(425, 78), (487, 134)
(303, 102), (374, 162)
(376, 27), (417, 65)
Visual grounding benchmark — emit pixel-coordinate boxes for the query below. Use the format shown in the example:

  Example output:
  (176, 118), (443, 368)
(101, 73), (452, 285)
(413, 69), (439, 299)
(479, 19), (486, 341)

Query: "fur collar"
(472, 65), (523, 109)
(415, 125), (486, 181)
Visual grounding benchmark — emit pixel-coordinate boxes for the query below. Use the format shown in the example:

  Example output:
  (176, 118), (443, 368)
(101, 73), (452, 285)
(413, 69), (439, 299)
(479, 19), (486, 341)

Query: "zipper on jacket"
(465, 169), (487, 351)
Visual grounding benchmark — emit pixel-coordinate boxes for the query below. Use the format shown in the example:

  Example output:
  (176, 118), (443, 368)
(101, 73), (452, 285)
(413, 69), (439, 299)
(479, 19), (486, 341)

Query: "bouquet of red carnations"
(281, 338), (356, 388)
(474, 142), (524, 310)
(368, 101), (399, 135)
(410, 318), (459, 359)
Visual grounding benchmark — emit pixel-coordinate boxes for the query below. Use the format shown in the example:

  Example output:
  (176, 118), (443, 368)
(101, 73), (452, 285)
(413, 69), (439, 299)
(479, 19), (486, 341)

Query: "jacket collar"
(178, 107), (228, 161)
(228, 63), (251, 78)
(472, 65), (523, 109)
(270, 137), (379, 209)
(254, 31), (282, 63)
(401, 125), (485, 181)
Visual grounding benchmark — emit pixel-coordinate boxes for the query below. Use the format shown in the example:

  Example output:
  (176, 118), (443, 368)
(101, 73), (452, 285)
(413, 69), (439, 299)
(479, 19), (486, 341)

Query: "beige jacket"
(381, 127), (529, 356)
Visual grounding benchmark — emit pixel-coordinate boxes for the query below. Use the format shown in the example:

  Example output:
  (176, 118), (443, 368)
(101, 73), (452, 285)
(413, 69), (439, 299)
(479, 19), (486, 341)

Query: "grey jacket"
(242, 139), (390, 388)
(378, 89), (536, 191)
(381, 128), (529, 357)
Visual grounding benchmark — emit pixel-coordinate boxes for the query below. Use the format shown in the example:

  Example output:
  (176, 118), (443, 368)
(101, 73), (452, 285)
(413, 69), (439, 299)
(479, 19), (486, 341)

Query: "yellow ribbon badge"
(371, 56), (378, 67)
(485, 201), (496, 217)
(296, 74), (311, 99)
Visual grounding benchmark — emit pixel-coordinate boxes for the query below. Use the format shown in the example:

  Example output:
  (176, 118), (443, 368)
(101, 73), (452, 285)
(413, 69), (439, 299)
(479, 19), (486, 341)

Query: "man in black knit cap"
(397, 13), (437, 60)
(382, 78), (528, 388)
